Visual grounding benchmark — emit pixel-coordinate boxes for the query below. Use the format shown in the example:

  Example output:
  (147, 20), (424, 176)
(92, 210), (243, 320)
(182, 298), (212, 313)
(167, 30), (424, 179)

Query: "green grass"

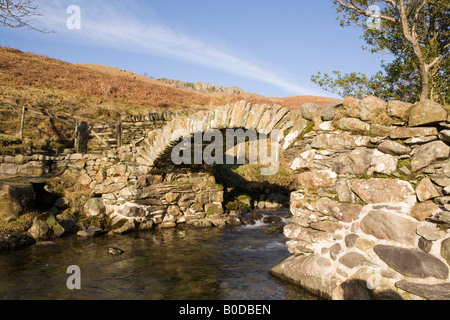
(299, 121), (315, 138)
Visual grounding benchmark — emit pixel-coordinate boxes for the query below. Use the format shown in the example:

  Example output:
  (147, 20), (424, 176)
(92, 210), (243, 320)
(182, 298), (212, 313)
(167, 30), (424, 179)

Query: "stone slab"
(374, 245), (449, 280)
(395, 280), (450, 300)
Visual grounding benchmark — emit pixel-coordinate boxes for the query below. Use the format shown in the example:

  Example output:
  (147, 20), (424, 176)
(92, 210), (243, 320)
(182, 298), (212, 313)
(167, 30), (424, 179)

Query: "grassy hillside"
(0, 46), (340, 154)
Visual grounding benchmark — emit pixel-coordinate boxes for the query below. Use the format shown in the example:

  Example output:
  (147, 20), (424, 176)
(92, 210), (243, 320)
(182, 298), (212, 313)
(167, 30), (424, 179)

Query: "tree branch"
(0, 0), (46, 32)
(427, 49), (450, 72)
(336, 0), (399, 23)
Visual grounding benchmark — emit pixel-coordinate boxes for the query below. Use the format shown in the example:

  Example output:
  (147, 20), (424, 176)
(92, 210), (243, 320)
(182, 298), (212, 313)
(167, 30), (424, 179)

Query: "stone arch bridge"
(93, 100), (313, 232)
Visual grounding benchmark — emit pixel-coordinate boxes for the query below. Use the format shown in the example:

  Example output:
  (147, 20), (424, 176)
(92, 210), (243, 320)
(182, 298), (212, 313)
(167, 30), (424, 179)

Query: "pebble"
(108, 247), (124, 255)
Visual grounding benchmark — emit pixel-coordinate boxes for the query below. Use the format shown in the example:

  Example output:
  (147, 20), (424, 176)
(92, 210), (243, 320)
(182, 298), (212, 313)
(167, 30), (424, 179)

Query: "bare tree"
(0, 0), (44, 31)
(335, 0), (450, 102)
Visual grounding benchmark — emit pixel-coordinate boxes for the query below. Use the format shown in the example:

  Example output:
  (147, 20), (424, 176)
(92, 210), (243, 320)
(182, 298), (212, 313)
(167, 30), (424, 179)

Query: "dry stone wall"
(0, 154), (56, 176)
(271, 97), (450, 300)
(119, 110), (189, 146)
(57, 153), (229, 234)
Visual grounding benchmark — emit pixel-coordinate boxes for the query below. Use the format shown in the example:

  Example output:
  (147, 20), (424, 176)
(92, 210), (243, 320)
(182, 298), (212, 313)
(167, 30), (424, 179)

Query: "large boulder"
(0, 163), (18, 175)
(321, 102), (343, 121)
(28, 212), (65, 240)
(410, 202), (440, 221)
(270, 254), (339, 300)
(348, 148), (373, 175)
(387, 100), (413, 121)
(408, 100), (447, 127)
(352, 179), (416, 204)
(311, 132), (371, 149)
(395, 281), (450, 300)
(439, 130), (450, 143)
(260, 222), (286, 234)
(411, 141), (450, 172)
(360, 210), (418, 246)
(374, 245), (449, 280)
(415, 178), (440, 202)
(437, 160), (450, 178)
(315, 197), (363, 222)
(359, 96), (389, 124)
(299, 103), (324, 121)
(343, 97), (362, 119)
(390, 126), (438, 139)
(0, 182), (36, 218)
(368, 150), (398, 175)
(377, 141), (411, 156)
(17, 161), (49, 176)
(290, 150), (316, 171)
(83, 198), (106, 217)
(339, 118), (370, 133)
(339, 252), (371, 269)
(296, 170), (337, 191)
(110, 214), (138, 234)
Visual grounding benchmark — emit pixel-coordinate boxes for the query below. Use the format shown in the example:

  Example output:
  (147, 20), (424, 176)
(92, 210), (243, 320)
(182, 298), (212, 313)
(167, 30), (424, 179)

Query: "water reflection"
(0, 222), (317, 300)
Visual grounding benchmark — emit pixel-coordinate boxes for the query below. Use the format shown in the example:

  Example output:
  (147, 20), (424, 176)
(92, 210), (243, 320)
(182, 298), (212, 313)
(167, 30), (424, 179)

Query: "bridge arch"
(134, 101), (309, 169)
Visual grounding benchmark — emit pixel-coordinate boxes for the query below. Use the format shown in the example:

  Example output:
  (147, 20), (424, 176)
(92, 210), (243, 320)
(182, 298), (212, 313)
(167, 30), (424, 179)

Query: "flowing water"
(0, 212), (317, 300)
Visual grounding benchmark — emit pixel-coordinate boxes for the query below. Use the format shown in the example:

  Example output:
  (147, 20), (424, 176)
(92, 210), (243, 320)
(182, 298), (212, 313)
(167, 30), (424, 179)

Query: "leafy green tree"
(312, 0), (450, 104)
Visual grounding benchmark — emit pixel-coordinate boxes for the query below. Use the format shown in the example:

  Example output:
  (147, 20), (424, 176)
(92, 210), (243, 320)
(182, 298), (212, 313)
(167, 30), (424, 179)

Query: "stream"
(0, 211), (317, 300)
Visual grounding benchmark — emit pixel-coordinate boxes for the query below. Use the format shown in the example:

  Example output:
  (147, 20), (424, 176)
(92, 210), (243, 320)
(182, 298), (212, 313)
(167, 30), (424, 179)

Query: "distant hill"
(155, 78), (341, 109)
(274, 95), (342, 110)
(0, 46), (342, 125)
(0, 46), (340, 116)
(156, 78), (264, 99)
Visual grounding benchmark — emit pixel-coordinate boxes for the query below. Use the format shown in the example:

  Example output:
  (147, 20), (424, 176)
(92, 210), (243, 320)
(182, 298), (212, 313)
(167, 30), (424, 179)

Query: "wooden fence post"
(75, 121), (89, 154)
(117, 121), (122, 148)
(20, 106), (26, 141)
(74, 119), (79, 151)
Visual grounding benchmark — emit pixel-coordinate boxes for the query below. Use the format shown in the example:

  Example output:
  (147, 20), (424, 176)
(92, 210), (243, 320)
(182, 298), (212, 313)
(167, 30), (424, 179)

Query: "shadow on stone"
(339, 279), (403, 300)
(0, 233), (36, 251)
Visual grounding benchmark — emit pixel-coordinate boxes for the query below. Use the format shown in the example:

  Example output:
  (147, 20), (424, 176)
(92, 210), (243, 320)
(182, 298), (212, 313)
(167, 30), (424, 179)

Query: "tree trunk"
(398, 2), (430, 101)
(419, 62), (430, 101)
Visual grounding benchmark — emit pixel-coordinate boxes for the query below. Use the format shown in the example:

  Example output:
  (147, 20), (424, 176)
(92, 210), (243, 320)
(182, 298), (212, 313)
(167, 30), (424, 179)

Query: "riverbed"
(0, 213), (317, 300)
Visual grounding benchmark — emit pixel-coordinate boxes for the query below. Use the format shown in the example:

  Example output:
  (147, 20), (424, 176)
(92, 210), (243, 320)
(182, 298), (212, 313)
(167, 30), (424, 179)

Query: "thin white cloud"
(36, 0), (319, 96)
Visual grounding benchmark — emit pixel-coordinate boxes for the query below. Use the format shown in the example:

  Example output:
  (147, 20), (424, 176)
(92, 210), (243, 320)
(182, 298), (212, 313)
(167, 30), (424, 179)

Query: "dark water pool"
(0, 215), (317, 300)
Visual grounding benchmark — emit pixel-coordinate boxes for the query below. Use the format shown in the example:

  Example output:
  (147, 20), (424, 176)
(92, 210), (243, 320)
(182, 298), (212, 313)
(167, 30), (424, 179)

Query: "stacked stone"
(0, 154), (59, 176)
(119, 111), (190, 146)
(46, 151), (227, 233)
(99, 172), (230, 233)
(272, 97), (450, 300)
(123, 110), (187, 123)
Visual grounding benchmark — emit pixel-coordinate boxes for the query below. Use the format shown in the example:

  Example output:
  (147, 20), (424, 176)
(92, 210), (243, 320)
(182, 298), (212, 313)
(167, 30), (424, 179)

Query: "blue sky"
(0, 0), (387, 98)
